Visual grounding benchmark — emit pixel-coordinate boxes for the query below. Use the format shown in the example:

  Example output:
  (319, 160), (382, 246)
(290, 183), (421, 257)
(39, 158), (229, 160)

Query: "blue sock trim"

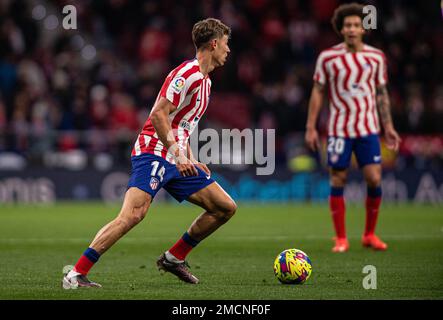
(182, 232), (199, 247)
(367, 186), (382, 198)
(84, 247), (100, 263)
(330, 187), (344, 197)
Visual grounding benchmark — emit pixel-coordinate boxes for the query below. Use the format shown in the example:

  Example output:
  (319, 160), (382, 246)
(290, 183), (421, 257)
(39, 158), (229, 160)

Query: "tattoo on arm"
(376, 85), (393, 126)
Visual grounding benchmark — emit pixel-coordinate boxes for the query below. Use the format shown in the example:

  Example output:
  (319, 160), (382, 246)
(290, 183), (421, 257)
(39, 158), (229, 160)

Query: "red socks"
(365, 187), (382, 236)
(329, 191), (346, 239)
(73, 248), (100, 275)
(168, 232), (199, 261)
(329, 186), (382, 239)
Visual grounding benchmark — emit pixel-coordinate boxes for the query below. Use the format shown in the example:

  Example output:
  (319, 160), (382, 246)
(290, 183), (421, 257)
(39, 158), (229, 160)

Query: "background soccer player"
(305, 3), (401, 253)
(63, 18), (236, 288)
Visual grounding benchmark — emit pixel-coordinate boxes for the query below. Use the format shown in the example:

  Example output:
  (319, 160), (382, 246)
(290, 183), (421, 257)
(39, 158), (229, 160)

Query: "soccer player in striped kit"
(63, 18), (236, 288)
(305, 3), (401, 252)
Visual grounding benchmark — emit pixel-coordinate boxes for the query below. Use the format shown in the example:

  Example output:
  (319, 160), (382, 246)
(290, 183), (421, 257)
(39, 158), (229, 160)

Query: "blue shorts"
(127, 153), (215, 202)
(327, 134), (381, 169)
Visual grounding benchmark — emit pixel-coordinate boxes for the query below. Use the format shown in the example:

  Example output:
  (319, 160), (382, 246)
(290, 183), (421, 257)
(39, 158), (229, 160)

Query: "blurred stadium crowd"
(0, 0), (442, 169)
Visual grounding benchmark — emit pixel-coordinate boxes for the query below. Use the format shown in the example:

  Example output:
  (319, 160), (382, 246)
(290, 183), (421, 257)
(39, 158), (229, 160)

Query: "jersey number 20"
(327, 137), (345, 154)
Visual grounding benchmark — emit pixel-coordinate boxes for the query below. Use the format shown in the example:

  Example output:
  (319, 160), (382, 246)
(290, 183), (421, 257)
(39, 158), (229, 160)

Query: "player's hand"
(194, 162), (211, 176)
(305, 128), (320, 152)
(176, 153), (198, 177)
(384, 125), (401, 152)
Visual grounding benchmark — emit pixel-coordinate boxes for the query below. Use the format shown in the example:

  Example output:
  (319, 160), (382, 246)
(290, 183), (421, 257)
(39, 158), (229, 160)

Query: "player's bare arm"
(305, 81), (325, 151)
(376, 84), (401, 151)
(150, 97), (198, 177)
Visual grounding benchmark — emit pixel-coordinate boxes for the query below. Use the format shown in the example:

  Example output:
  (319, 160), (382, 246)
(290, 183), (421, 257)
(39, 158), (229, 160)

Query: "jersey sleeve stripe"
(314, 48), (343, 85)
(172, 91), (181, 106)
(365, 54), (385, 86)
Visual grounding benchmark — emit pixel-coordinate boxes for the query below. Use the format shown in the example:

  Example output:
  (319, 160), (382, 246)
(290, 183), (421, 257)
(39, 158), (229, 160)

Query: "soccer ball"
(273, 248), (312, 284)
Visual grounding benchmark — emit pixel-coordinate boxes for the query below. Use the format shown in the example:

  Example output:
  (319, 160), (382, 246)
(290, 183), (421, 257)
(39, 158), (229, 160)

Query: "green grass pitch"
(0, 202), (442, 299)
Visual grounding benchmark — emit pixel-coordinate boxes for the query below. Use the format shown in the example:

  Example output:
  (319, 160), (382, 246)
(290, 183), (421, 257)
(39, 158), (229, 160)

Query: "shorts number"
(150, 161), (165, 182)
(327, 137), (345, 154)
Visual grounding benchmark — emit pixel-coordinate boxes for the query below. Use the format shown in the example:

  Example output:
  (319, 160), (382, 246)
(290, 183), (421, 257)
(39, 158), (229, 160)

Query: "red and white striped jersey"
(131, 59), (211, 163)
(313, 43), (388, 138)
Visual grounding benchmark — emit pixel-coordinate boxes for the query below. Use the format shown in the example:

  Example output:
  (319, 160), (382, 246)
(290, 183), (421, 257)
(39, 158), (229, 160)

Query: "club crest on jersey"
(149, 177), (160, 190)
(171, 77), (185, 94)
(330, 154), (339, 163)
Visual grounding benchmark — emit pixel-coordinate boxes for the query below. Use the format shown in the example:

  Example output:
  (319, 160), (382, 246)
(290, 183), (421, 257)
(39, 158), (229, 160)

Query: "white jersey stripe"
(143, 134), (152, 152)
(329, 60), (347, 137)
(134, 135), (141, 156)
(343, 54), (359, 137)
(314, 43), (386, 138)
(356, 53), (374, 135)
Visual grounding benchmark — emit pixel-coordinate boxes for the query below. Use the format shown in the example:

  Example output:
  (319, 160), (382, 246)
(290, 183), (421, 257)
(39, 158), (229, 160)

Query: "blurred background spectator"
(0, 0), (442, 171)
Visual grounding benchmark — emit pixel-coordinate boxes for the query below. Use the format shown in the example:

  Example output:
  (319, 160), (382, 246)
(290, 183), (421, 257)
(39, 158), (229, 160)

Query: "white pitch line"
(0, 234), (441, 244)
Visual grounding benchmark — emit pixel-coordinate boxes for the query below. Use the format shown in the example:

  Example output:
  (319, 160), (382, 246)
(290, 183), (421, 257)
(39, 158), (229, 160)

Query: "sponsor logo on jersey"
(179, 120), (191, 131)
(373, 155), (381, 162)
(351, 83), (363, 90)
(149, 177), (160, 190)
(341, 83), (368, 98)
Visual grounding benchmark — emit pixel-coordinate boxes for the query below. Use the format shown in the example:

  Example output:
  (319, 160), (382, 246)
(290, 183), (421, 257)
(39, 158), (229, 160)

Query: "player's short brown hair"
(331, 3), (365, 35)
(192, 18), (231, 50)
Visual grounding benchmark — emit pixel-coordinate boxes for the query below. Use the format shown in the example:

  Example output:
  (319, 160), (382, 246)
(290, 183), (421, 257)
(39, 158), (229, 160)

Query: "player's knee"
(218, 199), (237, 222)
(227, 200), (237, 218)
(117, 205), (148, 230)
(330, 174), (347, 187)
(129, 211), (146, 226)
(366, 174), (381, 188)
(116, 215), (142, 232)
